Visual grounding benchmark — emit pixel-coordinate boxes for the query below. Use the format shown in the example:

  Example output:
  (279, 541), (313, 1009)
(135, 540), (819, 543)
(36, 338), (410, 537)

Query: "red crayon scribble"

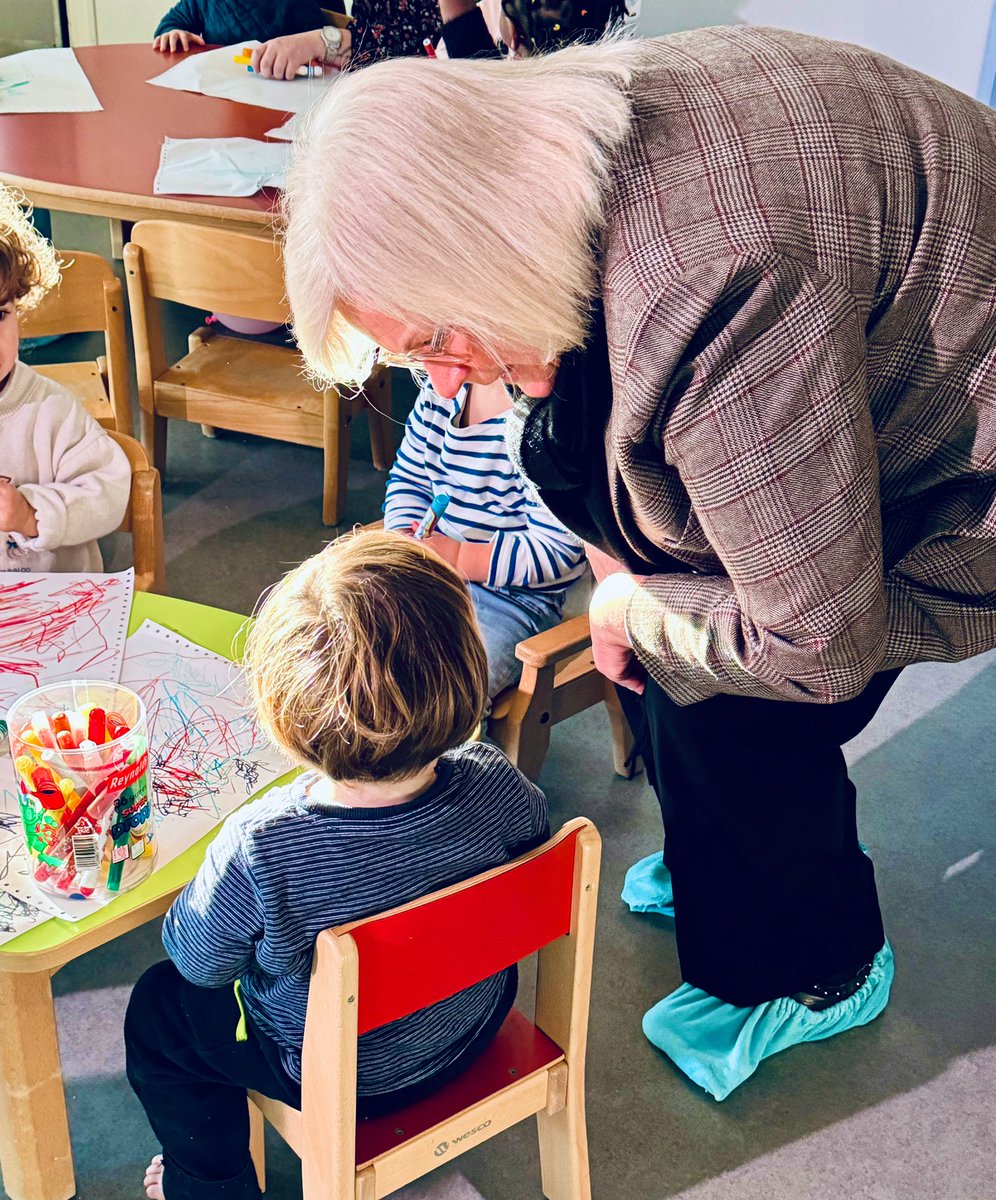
(1, 577), (125, 702)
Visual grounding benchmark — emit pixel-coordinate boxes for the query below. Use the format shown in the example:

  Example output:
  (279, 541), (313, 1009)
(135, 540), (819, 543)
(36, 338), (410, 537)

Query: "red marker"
(87, 707), (107, 745)
(106, 712), (130, 740)
(52, 712), (71, 737)
(56, 729), (77, 752)
(422, 37), (436, 58)
(31, 766), (64, 810)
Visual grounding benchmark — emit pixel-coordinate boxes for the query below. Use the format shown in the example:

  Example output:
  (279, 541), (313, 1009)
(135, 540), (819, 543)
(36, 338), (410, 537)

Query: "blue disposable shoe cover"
(643, 940), (895, 1101)
(622, 851), (674, 917)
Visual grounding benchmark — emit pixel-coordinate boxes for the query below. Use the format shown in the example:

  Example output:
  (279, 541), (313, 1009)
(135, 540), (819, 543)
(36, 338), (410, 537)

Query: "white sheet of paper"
(154, 135), (291, 196)
(0, 48), (102, 114)
(0, 568), (134, 720)
(147, 41), (333, 113)
(264, 113), (298, 141)
(120, 620), (291, 874)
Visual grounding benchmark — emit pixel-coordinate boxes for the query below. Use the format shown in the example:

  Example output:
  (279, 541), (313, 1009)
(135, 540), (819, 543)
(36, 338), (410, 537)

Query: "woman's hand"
(589, 572), (647, 693)
(152, 30), (205, 52)
(584, 541), (627, 585)
(252, 30), (328, 78)
(0, 481), (38, 538)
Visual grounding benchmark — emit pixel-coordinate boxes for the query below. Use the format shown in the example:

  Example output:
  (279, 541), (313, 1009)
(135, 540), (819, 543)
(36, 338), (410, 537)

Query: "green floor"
(7, 211), (995, 1200)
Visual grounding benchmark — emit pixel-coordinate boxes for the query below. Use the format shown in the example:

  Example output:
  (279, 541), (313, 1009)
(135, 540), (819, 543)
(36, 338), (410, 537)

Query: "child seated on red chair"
(125, 528), (550, 1200)
(0, 189), (130, 573)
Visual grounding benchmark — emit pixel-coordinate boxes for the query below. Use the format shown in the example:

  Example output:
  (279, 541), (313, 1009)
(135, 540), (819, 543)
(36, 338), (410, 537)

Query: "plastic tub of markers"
(6, 680), (156, 902)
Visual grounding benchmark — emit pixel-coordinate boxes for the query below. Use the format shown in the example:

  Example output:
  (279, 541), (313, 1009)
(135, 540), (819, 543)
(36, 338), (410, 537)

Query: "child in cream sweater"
(0, 190), (129, 573)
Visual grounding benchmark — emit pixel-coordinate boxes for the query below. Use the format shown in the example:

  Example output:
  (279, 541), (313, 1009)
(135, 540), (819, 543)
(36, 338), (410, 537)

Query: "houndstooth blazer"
(600, 27), (996, 704)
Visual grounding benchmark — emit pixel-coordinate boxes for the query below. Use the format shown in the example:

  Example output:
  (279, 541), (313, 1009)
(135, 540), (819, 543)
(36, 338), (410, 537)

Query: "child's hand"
(252, 30), (325, 79)
(152, 30), (205, 52)
(0, 481), (39, 538)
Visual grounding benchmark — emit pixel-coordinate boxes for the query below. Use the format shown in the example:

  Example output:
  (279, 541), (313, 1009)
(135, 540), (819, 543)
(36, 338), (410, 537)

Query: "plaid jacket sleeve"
(623, 253), (888, 704)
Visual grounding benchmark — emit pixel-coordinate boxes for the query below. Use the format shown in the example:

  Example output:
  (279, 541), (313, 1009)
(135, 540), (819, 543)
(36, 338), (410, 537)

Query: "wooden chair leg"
(536, 1069), (591, 1200)
(0, 972), (75, 1200)
(603, 682), (640, 778)
(363, 367), (394, 471)
(248, 1100), (266, 1193)
(322, 388), (351, 526)
(140, 407), (168, 479)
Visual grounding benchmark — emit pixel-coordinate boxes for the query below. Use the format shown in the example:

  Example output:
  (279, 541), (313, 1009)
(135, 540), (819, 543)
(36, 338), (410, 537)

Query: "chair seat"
(33, 361), (115, 428)
(356, 1007), (563, 1165)
(154, 335), (325, 444)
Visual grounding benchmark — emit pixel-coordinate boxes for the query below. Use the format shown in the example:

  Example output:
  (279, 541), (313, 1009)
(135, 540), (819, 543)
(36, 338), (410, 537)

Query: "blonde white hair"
(281, 40), (644, 385)
(0, 186), (61, 311)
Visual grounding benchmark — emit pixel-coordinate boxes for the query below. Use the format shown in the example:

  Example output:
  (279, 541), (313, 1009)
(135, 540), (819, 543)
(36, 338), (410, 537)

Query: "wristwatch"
(320, 25), (344, 62)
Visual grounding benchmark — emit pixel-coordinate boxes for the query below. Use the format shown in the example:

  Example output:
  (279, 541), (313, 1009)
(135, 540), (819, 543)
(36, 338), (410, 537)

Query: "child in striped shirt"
(384, 377), (586, 698)
(125, 530), (549, 1200)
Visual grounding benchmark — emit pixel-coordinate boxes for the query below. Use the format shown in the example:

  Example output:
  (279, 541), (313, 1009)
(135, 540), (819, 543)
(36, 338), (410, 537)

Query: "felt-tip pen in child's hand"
(233, 48), (322, 77)
(413, 494), (450, 540)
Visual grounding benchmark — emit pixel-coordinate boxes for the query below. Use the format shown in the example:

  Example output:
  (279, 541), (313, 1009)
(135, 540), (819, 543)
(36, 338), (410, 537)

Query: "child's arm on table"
(162, 816), (263, 987)
(12, 407), (130, 552)
(152, 0), (205, 51)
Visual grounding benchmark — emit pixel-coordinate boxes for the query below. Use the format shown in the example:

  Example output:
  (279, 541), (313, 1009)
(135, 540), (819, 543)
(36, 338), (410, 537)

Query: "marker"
(413, 493), (450, 540)
(233, 47), (322, 77)
(86, 707), (106, 745)
(105, 712), (130, 740)
(422, 37), (437, 58)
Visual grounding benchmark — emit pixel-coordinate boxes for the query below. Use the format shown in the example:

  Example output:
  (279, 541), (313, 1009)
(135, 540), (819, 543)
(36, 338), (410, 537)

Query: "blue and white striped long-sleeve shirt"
(384, 384), (585, 593)
(162, 742), (549, 1094)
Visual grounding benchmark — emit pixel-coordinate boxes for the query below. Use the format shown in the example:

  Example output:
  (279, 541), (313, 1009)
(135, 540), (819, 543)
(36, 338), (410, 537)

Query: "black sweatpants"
(125, 960), (517, 1200)
(618, 669), (900, 1007)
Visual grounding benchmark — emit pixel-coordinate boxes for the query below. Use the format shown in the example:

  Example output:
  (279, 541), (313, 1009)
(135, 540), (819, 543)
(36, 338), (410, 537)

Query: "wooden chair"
(488, 610), (637, 783)
(123, 221), (394, 526)
(107, 430), (166, 594)
(248, 817), (600, 1200)
(18, 250), (132, 435)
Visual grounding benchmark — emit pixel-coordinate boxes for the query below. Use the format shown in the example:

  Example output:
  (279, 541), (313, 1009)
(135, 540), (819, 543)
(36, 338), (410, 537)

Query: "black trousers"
(617, 669), (900, 1007)
(125, 960), (300, 1200)
(125, 960), (517, 1200)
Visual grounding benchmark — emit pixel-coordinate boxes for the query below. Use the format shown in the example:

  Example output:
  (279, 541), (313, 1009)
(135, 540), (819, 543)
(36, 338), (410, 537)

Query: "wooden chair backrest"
(18, 251), (123, 338)
(107, 429), (165, 593)
(333, 818), (591, 1036)
(125, 221), (289, 324)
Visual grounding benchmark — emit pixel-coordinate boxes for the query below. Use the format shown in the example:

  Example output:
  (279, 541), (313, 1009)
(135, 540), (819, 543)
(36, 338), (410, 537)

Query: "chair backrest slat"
(130, 221), (289, 322)
(342, 824), (582, 1035)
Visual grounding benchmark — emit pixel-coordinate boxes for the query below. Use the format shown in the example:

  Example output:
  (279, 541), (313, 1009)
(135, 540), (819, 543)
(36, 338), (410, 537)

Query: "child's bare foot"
(143, 1154), (165, 1200)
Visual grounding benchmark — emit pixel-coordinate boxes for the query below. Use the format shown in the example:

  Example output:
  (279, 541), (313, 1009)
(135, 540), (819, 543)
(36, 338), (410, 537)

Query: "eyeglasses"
(374, 327), (471, 370)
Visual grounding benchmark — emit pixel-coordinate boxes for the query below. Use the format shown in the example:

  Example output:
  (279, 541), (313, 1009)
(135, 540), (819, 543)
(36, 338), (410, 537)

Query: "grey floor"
(6, 212), (994, 1200)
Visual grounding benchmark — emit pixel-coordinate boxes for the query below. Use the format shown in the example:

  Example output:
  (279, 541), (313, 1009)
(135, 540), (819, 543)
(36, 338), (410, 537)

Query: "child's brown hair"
(0, 186), (60, 310)
(243, 528), (490, 782)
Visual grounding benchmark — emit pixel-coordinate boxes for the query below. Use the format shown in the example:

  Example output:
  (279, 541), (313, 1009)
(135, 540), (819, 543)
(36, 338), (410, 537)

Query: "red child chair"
(247, 817), (601, 1200)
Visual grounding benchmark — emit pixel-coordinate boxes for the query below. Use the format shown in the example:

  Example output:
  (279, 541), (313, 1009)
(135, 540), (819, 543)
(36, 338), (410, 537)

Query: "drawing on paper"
(0, 570), (134, 714)
(120, 621), (290, 871)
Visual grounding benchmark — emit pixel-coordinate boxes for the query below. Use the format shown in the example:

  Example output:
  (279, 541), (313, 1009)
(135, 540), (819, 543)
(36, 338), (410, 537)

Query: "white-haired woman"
(282, 28), (996, 1100)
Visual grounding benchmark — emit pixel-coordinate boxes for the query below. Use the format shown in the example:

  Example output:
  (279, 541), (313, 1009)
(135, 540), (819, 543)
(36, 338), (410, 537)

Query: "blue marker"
(413, 494), (450, 540)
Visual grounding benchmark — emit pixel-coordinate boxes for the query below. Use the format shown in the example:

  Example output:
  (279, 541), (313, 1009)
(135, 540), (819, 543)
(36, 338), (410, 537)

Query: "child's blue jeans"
(468, 584), (563, 699)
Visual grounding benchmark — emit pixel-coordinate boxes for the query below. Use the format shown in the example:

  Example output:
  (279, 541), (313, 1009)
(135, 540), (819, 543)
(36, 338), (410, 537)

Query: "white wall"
(0, 0), (57, 47)
(637, 0), (994, 98)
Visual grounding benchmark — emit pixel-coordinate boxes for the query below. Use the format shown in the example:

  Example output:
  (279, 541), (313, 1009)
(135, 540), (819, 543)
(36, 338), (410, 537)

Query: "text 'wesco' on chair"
(124, 220), (394, 526)
(248, 817), (601, 1200)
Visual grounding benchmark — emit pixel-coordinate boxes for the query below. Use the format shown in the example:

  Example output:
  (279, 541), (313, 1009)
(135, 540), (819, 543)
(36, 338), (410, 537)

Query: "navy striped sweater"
(384, 384), (585, 594)
(162, 742), (549, 1093)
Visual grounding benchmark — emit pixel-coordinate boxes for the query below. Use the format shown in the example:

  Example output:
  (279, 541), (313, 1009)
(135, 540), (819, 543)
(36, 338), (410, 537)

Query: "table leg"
(0, 971), (75, 1200)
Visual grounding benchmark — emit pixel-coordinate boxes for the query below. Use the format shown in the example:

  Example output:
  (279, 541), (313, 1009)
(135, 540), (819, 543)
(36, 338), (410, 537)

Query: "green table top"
(0, 591), (297, 959)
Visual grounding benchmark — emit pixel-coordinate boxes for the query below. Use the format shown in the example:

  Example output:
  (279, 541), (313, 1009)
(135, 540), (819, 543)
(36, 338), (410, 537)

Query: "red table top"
(0, 44), (290, 224)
